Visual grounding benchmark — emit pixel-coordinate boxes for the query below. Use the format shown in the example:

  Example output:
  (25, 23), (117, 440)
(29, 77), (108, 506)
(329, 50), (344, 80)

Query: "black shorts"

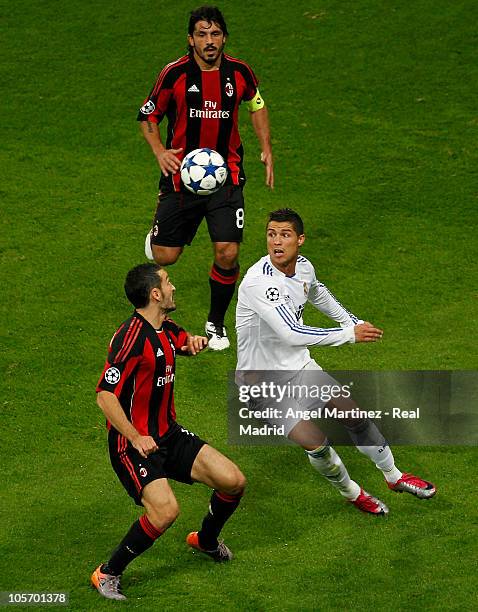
(150, 184), (245, 247)
(108, 423), (206, 506)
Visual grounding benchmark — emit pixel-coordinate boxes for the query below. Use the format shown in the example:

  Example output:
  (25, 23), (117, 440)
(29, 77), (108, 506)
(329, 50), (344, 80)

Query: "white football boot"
(205, 321), (230, 351)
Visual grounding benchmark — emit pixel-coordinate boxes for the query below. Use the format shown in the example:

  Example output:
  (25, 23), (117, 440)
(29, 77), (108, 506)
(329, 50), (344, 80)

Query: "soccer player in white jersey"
(236, 208), (436, 514)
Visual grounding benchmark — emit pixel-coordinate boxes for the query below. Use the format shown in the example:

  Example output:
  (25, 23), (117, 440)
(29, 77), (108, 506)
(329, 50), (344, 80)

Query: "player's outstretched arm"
(258, 302), (355, 347)
(308, 280), (361, 326)
(96, 390), (158, 458)
(354, 322), (383, 343)
(139, 121), (183, 176)
(243, 281), (354, 347)
(250, 107), (274, 188)
(179, 334), (209, 356)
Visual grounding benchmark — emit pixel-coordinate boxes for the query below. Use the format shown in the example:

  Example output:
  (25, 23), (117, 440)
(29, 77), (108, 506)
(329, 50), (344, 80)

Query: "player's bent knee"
(221, 468), (247, 495)
(153, 253), (180, 266)
(142, 484), (180, 531)
(216, 254), (238, 269)
(162, 504), (180, 528)
(214, 244), (240, 269)
(235, 471), (247, 493)
(147, 500), (180, 531)
(152, 245), (183, 266)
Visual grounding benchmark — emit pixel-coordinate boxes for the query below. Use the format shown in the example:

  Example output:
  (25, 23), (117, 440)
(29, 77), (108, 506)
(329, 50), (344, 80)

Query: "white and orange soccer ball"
(180, 148), (228, 195)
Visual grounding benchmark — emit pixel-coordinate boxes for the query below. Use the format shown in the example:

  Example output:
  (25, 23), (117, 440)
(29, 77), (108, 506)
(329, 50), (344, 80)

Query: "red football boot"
(350, 488), (389, 515)
(388, 473), (436, 499)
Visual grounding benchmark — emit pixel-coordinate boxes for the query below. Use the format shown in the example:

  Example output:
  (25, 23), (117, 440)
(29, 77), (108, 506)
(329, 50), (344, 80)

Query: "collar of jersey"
(134, 309), (166, 333)
(266, 255), (297, 278)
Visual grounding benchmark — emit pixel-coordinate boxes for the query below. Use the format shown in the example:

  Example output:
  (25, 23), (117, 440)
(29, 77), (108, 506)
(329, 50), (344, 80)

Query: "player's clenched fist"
(131, 435), (159, 458)
(181, 334), (208, 356)
(354, 322), (383, 343)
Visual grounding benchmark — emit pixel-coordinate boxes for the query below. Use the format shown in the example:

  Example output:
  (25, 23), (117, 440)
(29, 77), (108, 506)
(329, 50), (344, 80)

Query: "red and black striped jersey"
(96, 311), (189, 442)
(137, 53), (259, 192)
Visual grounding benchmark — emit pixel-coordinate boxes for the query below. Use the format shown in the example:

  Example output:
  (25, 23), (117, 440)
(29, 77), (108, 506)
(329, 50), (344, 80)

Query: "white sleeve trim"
(261, 303), (354, 347)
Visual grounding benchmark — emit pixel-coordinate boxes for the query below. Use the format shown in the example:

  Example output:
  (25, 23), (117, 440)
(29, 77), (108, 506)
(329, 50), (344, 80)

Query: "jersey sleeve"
(307, 277), (363, 328)
(240, 62), (259, 102)
(136, 66), (175, 124)
(96, 319), (144, 396)
(246, 279), (355, 347)
(163, 319), (189, 351)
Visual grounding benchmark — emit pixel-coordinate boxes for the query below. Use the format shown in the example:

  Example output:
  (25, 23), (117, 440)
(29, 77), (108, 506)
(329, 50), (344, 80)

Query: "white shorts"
(247, 360), (344, 437)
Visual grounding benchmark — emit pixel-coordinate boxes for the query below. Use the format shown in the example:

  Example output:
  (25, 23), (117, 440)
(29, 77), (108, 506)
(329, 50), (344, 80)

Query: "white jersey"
(236, 255), (361, 371)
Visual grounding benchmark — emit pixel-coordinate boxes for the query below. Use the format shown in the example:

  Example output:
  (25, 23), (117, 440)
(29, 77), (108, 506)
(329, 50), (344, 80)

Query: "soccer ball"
(180, 148), (228, 195)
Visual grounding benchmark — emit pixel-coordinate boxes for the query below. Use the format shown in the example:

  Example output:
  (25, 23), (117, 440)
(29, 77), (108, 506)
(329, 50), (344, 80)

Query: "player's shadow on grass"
(29, 499), (227, 600)
(250, 447), (347, 521)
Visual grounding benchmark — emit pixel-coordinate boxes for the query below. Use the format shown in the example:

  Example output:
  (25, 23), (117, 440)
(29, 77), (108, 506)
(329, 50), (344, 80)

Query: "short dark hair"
(124, 263), (163, 308)
(267, 208), (304, 236)
(188, 6), (228, 46)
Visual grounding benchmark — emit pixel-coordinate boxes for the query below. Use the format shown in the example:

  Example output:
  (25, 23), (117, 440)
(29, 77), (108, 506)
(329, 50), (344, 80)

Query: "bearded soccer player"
(138, 6), (274, 350)
(236, 209), (436, 515)
(138, 5), (273, 351)
(91, 263), (246, 601)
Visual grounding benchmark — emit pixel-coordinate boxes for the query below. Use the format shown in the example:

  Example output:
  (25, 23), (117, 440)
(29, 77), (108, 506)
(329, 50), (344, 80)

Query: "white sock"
(306, 444), (361, 500)
(144, 230), (154, 261)
(356, 444), (402, 484)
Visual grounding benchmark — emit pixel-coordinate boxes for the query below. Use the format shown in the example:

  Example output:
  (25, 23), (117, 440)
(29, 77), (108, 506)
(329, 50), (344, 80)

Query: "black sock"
(208, 263), (240, 326)
(198, 490), (243, 550)
(102, 515), (163, 576)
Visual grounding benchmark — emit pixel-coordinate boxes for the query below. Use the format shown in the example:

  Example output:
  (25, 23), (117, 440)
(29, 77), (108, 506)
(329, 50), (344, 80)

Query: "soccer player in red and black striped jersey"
(91, 263), (246, 601)
(138, 5), (274, 351)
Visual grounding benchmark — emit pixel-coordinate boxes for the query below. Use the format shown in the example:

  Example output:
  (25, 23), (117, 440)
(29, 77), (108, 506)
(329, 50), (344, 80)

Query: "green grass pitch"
(1, 0), (477, 609)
